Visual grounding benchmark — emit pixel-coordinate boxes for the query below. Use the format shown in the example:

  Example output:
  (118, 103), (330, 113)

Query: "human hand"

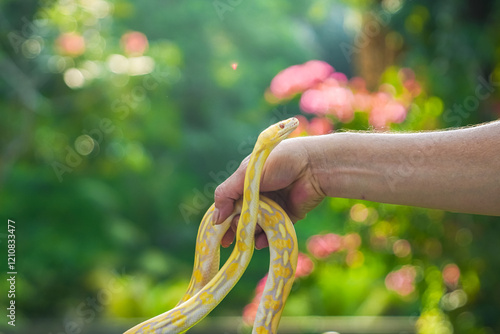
(213, 137), (326, 249)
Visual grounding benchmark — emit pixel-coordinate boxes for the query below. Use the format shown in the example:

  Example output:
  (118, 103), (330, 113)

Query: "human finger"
(213, 158), (249, 225)
(255, 233), (269, 250)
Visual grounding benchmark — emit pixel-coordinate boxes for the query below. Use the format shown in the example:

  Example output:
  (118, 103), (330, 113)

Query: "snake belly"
(124, 118), (299, 334)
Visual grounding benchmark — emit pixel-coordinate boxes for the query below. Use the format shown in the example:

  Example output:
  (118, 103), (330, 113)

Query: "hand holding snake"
(214, 135), (327, 250)
(125, 117), (301, 333)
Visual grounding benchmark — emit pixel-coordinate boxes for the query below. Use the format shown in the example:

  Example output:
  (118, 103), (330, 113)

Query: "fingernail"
(212, 208), (220, 225)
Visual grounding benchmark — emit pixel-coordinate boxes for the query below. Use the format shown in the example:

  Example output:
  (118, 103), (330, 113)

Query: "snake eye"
(279, 123), (285, 129)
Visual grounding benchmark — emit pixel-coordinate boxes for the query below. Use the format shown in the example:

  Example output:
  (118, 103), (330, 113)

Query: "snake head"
(259, 117), (300, 146)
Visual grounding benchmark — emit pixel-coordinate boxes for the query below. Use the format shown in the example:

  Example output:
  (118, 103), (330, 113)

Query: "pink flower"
(369, 101), (407, 129)
(403, 79), (422, 97)
(300, 85), (354, 122)
(307, 235), (330, 259)
(353, 91), (372, 111)
(318, 77), (342, 89)
(303, 60), (335, 76)
(324, 86), (354, 122)
(243, 274), (269, 325)
(255, 274), (268, 295)
(121, 31), (149, 56)
(385, 265), (417, 296)
(56, 33), (85, 56)
(386, 102), (407, 123)
(295, 252), (314, 278)
(323, 233), (343, 252)
(289, 116), (333, 138)
(300, 89), (330, 114)
(307, 233), (343, 259)
(330, 72), (348, 84)
(349, 77), (367, 91)
(289, 115), (309, 137)
(369, 108), (389, 129)
(270, 60), (333, 99)
(307, 117), (333, 135)
(242, 302), (259, 325)
(368, 92), (407, 129)
(371, 92), (392, 108)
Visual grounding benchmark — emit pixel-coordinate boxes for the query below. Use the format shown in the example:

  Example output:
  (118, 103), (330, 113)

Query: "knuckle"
(214, 185), (224, 201)
(239, 155), (250, 169)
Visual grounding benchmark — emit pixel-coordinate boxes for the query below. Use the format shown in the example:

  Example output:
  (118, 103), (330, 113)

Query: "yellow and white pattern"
(125, 118), (299, 334)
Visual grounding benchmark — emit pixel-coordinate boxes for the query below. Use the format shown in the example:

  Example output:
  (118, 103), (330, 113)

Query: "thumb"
(213, 158), (249, 224)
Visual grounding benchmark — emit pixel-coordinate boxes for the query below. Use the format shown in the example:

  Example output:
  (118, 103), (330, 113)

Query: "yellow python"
(125, 117), (299, 334)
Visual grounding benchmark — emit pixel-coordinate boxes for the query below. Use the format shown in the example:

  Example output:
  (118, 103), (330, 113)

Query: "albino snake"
(125, 117), (300, 334)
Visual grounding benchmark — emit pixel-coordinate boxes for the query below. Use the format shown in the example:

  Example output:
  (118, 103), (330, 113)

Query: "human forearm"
(305, 122), (500, 215)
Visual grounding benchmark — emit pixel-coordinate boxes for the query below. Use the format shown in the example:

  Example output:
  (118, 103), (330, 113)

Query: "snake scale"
(125, 117), (300, 334)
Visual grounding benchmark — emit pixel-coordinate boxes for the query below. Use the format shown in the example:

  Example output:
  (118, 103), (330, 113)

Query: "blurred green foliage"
(0, 0), (499, 333)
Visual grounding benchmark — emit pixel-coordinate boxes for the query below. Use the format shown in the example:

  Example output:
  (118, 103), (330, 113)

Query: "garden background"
(1, 0), (500, 333)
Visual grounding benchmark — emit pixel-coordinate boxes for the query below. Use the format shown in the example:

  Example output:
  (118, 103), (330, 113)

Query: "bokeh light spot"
(343, 233), (361, 250)
(59, 0), (78, 15)
(74, 135), (95, 156)
(346, 250), (364, 268)
(81, 60), (102, 79)
(350, 203), (369, 222)
(443, 263), (460, 287)
(87, 0), (112, 18)
(48, 56), (68, 73)
(128, 56), (155, 76)
(22, 38), (43, 58)
(56, 32), (86, 56)
(107, 54), (129, 74)
(64, 68), (85, 88)
(382, 0), (403, 14)
(393, 239), (411, 258)
(385, 265), (417, 296)
(441, 289), (467, 311)
(343, 10), (362, 33)
(121, 31), (149, 56)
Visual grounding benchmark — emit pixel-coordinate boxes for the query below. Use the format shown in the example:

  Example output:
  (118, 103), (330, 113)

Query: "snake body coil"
(125, 118), (299, 334)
